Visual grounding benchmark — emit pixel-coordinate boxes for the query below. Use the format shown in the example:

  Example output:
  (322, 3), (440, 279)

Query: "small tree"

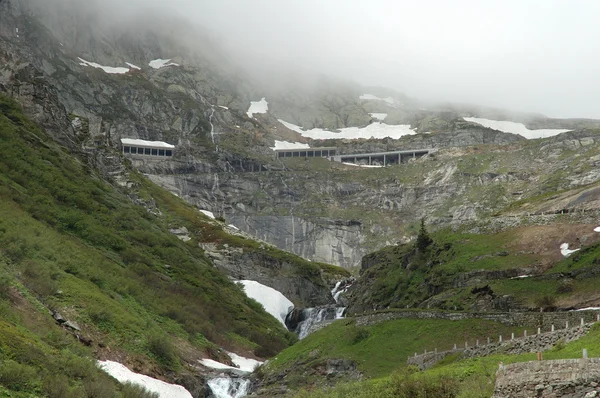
(416, 218), (433, 252)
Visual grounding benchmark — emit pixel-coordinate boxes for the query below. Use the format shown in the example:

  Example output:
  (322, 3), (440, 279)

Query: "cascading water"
(207, 377), (250, 398)
(291, 306), (346, 339)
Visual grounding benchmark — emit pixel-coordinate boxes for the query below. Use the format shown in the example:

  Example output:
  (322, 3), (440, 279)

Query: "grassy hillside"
(0, 94), (310, 395)
(257, 315), (526, 396)
(285, 321), (600, 398)
(348, 222), (600, 313)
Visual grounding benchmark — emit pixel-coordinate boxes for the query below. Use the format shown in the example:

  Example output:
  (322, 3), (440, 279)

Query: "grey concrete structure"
(275, 147), (338, 159)
(331, 149), (434, 166)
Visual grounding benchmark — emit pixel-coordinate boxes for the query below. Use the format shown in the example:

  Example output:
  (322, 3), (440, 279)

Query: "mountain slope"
(0, 93), (309, 395)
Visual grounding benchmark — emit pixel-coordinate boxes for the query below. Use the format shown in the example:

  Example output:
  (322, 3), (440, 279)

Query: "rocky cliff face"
(227, 215), (365, 269)
(5, 0), (600, 271)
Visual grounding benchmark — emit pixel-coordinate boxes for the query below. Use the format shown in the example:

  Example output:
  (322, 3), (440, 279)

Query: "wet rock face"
(227, 215), (366, 269)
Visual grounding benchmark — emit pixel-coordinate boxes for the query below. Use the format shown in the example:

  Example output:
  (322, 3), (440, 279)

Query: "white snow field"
(278, 119), (416, 140)
(247, 98), (269, 118)
(120, 138), (175, 148)
(342, 162), (383, 168)
(200, 352), (262, 373)
(78, 58), (130, 74)
(228, 352), (262, 372)
(199, 210), (216, 219)
(125, 62), (141, 70)
(148, 59), (179, 69)
(270, 140), (310, 150)
(359, 94), (395, 105)
(238, 280), (293, 325)
(560, 243), (580, 257)
(98, 360), (192, 398)
(369, 113), (388, 121)
(463, 117), (570, 139)
(594, 227), (600, 232)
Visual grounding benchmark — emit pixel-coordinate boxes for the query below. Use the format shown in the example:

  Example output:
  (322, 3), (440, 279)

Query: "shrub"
(390, 371), (458, 398)
(534, 295), (556, 311)
(121, 382), (160, 398)
(0, 360), (39, 391)
(147, 333), (178, 367)
(349, 325), (371, 345)
(83, 377), (117, 398)
(556, 279), (574, 294)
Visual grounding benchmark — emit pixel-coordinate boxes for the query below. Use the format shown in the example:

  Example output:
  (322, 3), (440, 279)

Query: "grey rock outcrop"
(227, 215), (366, 269)
(200, 243), (334, 308)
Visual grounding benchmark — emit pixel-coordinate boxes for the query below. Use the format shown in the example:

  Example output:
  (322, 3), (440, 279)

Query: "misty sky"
(157, 1), (600, 118)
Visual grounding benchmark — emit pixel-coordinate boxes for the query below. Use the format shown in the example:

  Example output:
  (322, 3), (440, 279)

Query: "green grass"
(351, 228), (539, 310)
(0, 93), (304, 394)
(267, 317), (524, 379)
(287, 321), (600, 398)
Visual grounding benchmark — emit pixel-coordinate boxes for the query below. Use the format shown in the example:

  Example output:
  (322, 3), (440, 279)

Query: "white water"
(296, 306), (345, 339)
(207, 377), (250, 398)
(331, 281), (342, 297)
(209, 105), (216, 145)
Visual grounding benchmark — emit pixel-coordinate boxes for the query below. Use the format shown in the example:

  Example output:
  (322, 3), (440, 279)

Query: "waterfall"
(207, 377), (250, 398)
(331, 281), (341, 297)
(293, 306), (346, 339)
(208, 105), (216, 146)
(331, 280), (353, 304)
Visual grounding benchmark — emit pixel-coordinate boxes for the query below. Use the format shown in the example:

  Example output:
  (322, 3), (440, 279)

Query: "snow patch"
(369, 113), (388, 121)
(247, 98), (268, 118)
(342, 162), (383, 168)
(149, 59), (179, 69)
(120, 138), (174, 149)
(219, 105), (229, 110)
(271, 140), (310, 151)
(200, 352), (262, 374)
(199, 210), (216, 219)
(573, 307), (600, 311)
(238, 280), (293, 325)
(78, 58), (130, 74)
(560, 243), (580, 257)
(199, 358), (237, 371)
(279, 119), (416, 140)
(125, 62), (141, 70)
(594, 227), (600, 232)
(228, 352), (262, 372)
(228, 224), (239, 230)
(463, 117), (570, 139)
(359, 94), (395, 105)
(98, 360), (192, 398)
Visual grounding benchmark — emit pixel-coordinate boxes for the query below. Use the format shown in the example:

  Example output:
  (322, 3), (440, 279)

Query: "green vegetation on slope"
(0, 94), (300, 395)
(266, 317), (522, 379)
(351, 227), (538, 311)
(291, 321), (600, 398)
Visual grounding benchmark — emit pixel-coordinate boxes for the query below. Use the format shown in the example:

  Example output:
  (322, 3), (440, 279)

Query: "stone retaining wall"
(463, 325), (591, 359)
(403, 312), (596, 370)
(355, 309), (600, 330)
(494, 358), (600, 398)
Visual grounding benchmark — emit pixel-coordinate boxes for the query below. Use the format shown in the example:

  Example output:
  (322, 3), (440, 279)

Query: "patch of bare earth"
(508, 224), (600, 270)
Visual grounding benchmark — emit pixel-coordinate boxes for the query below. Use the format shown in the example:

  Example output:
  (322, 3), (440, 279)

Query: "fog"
(36, 0), (600, 119)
